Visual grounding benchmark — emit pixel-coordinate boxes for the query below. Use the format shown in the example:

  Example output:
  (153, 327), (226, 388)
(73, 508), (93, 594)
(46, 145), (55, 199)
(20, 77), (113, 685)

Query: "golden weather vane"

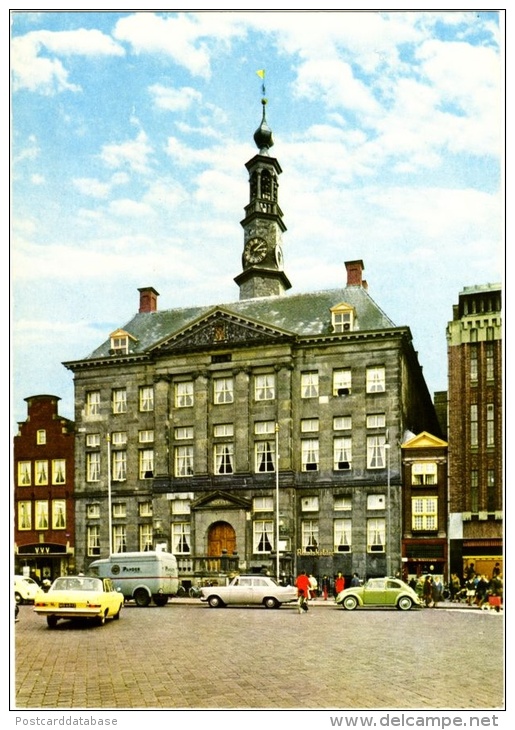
(256, 69), (266, 100)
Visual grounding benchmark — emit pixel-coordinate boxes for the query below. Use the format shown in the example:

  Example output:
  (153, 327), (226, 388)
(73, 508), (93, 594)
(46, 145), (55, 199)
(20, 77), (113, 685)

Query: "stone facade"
(63, 108), (442, 589)
(65, 287), (442, 587)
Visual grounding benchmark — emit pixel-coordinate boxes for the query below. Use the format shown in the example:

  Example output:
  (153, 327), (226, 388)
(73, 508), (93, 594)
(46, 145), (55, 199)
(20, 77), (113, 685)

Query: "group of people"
(410, 563), (503, 609)
(457, 563), (503, 608)
(294, 571), (360, 613)
(417, 575), (444, 607)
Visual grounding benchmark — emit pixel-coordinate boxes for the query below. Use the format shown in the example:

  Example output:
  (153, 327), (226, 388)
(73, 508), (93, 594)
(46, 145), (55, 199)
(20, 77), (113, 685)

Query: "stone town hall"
(64, 99), (442, 585)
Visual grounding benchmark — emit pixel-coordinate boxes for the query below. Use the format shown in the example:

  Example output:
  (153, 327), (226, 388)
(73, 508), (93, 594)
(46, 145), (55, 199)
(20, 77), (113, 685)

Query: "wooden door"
(208, 521), (236, 556)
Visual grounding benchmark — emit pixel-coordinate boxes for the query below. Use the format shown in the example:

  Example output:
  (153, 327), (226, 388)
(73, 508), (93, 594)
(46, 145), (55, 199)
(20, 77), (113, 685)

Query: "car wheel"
(134, 588), (151, 607)
(113, 605), (122, 620)
(342, 595), (358, 611)
(47, 616), (58, 629)
(397, 596), (413, 611)
(207, 595), (224, 608)
(98, 611), (107, 626)
(15, 592), (23, 605)
(153, 594), (168, 607)
(264, 597), (279, 609)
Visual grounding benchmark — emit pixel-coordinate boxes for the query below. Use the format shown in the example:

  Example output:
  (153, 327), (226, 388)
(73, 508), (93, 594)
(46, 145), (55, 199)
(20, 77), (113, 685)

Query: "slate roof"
(82, 285), (399, 362)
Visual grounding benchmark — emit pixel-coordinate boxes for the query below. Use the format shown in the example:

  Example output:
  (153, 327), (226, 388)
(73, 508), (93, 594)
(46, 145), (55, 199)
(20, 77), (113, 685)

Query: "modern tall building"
(13, 395), (76, 581)
(64, 101), (441, 586)
(447, 283), (503, 579)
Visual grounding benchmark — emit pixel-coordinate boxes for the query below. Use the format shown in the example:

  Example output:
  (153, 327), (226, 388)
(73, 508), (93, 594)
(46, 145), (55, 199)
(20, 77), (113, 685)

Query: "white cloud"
(12, 318), (97, 346)
(11, 34), (79, 94)
(142, 180), (189, 210)
(73, 177), (111, 199)
(13, 134), (40, 163)
(99, 130), (153, 174)
(149, 83), (202, 112)
(293, 59), (382, 117)
(113, 13), (213, 78)
(11, 28), (124, 94)
(33, 28), (124, 56)
(416, 39), (502, 156)
(249, 10), (420, 69)
(108, 198), (155, 218)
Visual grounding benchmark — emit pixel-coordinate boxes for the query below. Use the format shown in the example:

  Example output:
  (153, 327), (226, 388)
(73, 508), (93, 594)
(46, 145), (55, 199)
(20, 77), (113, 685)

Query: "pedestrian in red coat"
(295, 571), (311, 614)
(335, 572), (345, 596)
(295, 571), (311, 598)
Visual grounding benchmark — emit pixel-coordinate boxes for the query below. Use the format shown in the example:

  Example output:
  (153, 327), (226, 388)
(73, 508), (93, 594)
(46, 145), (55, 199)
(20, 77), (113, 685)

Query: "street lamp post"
(106, 433), (113, 555)
(275, 423), (280, 582)
(385, 431), (391, 577)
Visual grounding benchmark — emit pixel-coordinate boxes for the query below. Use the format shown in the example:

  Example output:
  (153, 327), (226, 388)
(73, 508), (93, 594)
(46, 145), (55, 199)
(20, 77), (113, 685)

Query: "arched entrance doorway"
(208, 521), (236, 556)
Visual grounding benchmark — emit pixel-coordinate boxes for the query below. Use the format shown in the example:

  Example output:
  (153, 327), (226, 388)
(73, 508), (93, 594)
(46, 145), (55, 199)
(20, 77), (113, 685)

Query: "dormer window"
(331, 303), (355, 333)
(109, 329), (136, 355)
(112, 335), (128, 353)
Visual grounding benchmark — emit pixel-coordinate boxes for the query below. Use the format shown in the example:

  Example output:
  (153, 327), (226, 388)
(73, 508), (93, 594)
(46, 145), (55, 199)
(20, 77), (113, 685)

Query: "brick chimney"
(138, 287), (159, 313)
(345, 260), (367, 289)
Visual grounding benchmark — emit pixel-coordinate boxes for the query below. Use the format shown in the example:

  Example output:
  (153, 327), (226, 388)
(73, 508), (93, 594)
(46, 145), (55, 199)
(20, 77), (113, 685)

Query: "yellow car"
(34, 576), (123, 628)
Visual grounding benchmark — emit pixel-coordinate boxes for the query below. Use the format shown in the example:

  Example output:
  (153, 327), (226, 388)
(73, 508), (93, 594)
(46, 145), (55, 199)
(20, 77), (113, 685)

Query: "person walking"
(465, 575), (476, 605)
(450, 573), (461, 602)
(465, 563), (476, 580)
(321, 575), (331, 600)
(475, 575), (489, 607)
(423, 575), (433, 607)
(295, 571), (311, 614)
(308, 573), (318, 600)
(432, 576), (443, 606)
(350, 572), (360, 587)
(489, 573), (503, 612)
(297, 588), (308, 613)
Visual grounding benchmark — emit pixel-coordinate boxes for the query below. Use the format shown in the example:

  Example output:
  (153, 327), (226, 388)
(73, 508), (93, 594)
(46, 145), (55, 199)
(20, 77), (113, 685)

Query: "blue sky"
(11, 9), (504, 429)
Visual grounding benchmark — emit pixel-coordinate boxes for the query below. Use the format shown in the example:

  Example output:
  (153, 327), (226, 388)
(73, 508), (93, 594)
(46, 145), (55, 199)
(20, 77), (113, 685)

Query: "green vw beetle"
(336, 577), (422, 611)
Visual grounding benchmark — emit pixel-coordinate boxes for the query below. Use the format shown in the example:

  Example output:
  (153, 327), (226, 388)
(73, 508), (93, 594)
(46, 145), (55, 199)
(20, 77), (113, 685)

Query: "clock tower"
(234, 98), (291, 300)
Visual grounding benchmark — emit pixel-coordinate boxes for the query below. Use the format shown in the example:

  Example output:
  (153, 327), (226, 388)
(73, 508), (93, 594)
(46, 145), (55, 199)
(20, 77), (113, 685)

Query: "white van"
(88, 551), (179, 607)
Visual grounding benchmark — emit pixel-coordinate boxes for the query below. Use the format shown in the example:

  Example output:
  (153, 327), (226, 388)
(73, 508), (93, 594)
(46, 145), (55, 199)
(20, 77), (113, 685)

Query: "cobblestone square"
(13, 600), (504, 711)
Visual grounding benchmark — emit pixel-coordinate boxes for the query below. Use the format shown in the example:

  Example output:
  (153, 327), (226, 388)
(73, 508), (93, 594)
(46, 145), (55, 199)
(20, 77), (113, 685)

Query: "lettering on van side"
(122, 567), (141, 572)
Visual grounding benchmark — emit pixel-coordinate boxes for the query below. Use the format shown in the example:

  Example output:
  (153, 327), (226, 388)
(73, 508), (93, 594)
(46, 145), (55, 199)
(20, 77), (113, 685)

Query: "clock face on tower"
(244, 237), (268, 264)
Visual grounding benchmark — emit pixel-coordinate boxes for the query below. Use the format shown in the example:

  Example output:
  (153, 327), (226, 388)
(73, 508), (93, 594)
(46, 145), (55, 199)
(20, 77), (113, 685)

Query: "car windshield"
(52, 577), (103, 592)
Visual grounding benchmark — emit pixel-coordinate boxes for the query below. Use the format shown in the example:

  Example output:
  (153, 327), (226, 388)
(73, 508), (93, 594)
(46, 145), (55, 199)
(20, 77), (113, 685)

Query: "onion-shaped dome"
(253, 99), (274, 154)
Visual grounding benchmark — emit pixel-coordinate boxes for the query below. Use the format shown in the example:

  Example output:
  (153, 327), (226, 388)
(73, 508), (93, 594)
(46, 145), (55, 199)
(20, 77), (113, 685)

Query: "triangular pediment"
(402, 431), (448, 449)
(151, 307), (293, 354)
(109, 328), (137, 342)
(192, 490), (252, 511)
(330, 302), (354, 314)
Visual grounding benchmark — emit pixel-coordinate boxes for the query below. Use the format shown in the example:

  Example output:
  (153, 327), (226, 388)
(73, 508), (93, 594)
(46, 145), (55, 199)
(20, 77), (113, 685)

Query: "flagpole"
(275, 422), (280, 582)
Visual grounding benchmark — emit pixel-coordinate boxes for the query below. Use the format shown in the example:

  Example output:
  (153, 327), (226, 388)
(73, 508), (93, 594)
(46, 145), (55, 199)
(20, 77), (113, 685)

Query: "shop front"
(15, 542), (74, 584)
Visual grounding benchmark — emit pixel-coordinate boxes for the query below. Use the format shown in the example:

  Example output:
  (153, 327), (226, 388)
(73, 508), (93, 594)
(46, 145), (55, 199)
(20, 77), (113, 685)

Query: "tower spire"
(254, 70), (273, 155)
(234, 75), (291, 300)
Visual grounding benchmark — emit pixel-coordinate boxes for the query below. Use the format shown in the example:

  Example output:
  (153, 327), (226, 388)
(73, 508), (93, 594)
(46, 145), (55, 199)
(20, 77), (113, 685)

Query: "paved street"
(13, 599), (504, 711)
